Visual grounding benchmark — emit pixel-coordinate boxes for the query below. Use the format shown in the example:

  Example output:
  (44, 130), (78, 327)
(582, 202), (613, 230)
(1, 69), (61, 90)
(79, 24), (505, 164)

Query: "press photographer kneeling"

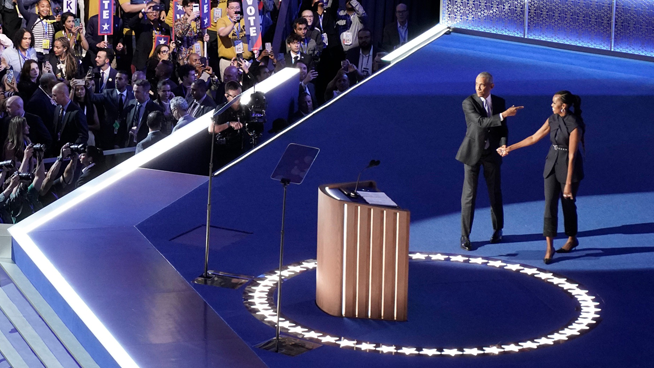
(0, 143), (47, 223)
(40, 143), (104, 204)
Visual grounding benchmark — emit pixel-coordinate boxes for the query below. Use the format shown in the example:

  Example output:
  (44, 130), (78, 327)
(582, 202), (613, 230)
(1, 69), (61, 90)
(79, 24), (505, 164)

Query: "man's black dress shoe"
(460, 236), (472, 251)
(490, 229), (503, 244)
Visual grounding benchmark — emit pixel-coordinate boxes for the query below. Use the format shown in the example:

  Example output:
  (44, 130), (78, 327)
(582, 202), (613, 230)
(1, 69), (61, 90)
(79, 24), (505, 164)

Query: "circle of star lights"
(243, 253), (601, 357)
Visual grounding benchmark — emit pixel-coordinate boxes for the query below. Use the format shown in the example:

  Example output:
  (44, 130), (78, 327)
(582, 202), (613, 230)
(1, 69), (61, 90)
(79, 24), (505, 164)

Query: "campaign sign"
(64, 0), (77, 14)
(173, 0), (185, 22)
(98, 0), (115, 36)
(243, 0), (261, 50)
(199, 0), (210, 29)
(155, 35), (171, 46)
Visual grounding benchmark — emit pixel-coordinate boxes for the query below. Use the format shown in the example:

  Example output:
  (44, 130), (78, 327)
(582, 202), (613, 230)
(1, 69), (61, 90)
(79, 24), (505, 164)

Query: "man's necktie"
(57, 107), (64, 141)
(190, 101), (199, 117)
(100, 71), (106, 91)
(118, 94), (124, 114)
(293, 55), (299, 64)
(132, 104), (142, 141)
(482, 98), (490, 149)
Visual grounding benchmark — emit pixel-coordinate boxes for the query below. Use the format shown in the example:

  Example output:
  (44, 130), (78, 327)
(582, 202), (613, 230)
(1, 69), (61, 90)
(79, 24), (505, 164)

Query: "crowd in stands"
(0, 0), (418, 223)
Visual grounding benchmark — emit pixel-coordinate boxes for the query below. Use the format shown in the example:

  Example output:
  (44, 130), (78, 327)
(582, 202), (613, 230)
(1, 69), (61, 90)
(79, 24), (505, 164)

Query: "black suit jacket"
(381, 22), (417, 52)
(135, 130), (166, 154)
(53, 102), (89, 153)
(128, 17), (171, 71)
(190, 95), (217, 118)
(25, 113), (53, 149)
(90, 88), (135, 148)
(86, 15), (124, 55)
(75, 164), (103, 188)
(455, 94), (508, 166)
(94, 68), (119, 93)
(124, 99), (163, 147)
(25, 89), (56, 137)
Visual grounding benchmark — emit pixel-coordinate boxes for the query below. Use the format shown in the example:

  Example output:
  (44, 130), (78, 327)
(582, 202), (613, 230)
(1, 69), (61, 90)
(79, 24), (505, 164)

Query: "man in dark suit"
(25, 73), (58, 141)
(89, 70), (135, 148)
(188, 81), (217, 119)
(296, 61), (318, 110)
(84, 14), (124, 70)
(135, 111), (166, 154)
(76, 146), (104, 188)
(381, 3), (416, 52)
(51, 83), (89, 153)
(3, 96), (53, 151)
(124, 79), (163, 147)
(455, 72), (523, 251)
(172, 64), (196, 103)
(94, 49), (119, 93)
(345, 28), (376, 84)
(282, 33), (312, 69)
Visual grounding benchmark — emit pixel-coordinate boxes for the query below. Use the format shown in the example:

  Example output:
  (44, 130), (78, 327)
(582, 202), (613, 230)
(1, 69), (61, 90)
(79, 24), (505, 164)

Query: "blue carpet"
(138, 33), (654, 367)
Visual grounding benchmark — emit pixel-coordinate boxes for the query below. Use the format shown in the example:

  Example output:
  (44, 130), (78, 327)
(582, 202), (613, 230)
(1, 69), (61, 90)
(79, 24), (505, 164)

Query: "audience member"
(3, 96), (52, 151)
(25, 73), (58, 139)
(336, 0), (367, 51)
(208, 81), (246, 166)
(89, 70), (134, 148)
(72, 80), (100, 146)
(135, 111), (166, 153)
(188, 80), (216, 118)
(128, 0), (171, 72)
(296, 61), (318, 108)
(17, 60), (40, 101)
(171, 96), (194, 132)
(283, 33), (311, 69)
(381, 3), (414, 52)
(324, 69), (350, 102)
(84, 13), (124, 68)
(154, 80), (175, 133)
(2, 29), (37, 79)
(46, 37), (83, 80)
(94, 48), (117, 92)
(345, 28), (376, 83)
(174, 0), (210, 65)
(216, 0), (253, 79)
(125, 79), (163, 146)
(54, 12), (89, 59)
(173, 64), (196, 102)
(15, 0), (60, 62)
(290, 92), (313, 123)
(289, 17), (322, 65)
(51, 82), (89, 152)
(75, 145), (104, 188)
(146, 44), (171, 85)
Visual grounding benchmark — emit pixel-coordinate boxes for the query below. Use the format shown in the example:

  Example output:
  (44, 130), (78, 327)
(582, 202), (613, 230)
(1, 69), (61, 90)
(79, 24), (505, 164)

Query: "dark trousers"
(461, 151), (504, 237)
(543, 172), (580, 237)
(1, 7), (21, 41)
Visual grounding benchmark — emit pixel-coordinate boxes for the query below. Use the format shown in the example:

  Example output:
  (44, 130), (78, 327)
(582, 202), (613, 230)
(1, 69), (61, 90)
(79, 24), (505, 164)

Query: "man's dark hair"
(182, 0), (198, 6)
(177, 64), (196, 81)
(192, 80), (207, 92)
(13, 28), (35, 50)
(225, 80), (241, 93)
(146, 111), (163, 130)
(293, 17), (309, 30)
(98, 48), (115, 63)
(85, 146), (103, 163)
(157, 79), (172, 91)
(286, 33), (303, 45)
(357, 27), (372, 37)
(158, 59), (174, 78)
(227, 0), (240, 6)
(116, 69), (129, 77)
(134, 79), (151, 91)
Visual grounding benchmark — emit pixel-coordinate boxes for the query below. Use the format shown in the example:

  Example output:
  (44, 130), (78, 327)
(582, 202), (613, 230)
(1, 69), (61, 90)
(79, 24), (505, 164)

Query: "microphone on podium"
(346, 159), (380, 198)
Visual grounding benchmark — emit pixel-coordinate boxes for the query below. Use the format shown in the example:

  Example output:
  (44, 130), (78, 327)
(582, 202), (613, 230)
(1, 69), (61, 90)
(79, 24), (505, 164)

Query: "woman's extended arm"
(563, 128), (580, 199)
(500, 119), (550, 156)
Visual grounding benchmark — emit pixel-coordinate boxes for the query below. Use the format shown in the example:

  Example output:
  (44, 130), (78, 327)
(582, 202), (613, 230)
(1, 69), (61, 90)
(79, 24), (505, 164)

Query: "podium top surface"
(319, 181), (405, 210)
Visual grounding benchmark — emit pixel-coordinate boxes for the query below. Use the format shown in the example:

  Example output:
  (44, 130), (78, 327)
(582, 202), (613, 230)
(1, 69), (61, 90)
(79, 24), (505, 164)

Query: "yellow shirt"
(166, 0), (225, 29)
(216, 16), (252, 60)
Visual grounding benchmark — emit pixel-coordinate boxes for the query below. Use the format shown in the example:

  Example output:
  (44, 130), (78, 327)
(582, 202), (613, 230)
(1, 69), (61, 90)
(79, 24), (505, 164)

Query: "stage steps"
(0, 260), (99, 368)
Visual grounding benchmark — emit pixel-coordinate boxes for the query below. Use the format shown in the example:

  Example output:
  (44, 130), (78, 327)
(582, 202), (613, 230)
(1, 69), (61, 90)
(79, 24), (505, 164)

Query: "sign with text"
(243, 0), (261, 50)
(64, 0), (77, 15)
(199, 0), (210, 29)
(98, 0), (115, 36)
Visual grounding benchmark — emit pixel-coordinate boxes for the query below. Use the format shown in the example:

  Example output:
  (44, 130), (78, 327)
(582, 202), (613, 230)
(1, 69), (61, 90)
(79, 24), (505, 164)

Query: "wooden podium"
(316, 181), (410, 321)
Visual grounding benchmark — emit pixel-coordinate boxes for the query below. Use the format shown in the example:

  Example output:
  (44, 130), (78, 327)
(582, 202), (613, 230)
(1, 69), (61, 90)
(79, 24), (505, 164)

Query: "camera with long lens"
(32, 144), (46, 153)
(244, 92), (267, 145)
(0, 160), (14, 170)
(70, 144), (87, 154)
(18, 173), (34, 182)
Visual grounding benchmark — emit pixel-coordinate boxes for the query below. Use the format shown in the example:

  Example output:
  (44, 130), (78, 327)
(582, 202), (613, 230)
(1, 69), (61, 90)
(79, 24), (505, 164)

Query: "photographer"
(41, 143), (103, 203)
(0, 171), (21, 223)
(6, 144), (46, 223)
(208, 81), (246, 167)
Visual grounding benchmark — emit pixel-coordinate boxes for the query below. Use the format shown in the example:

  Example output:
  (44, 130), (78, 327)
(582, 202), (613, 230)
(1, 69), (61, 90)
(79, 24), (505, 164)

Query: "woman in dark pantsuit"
(499, 91), (585, 264)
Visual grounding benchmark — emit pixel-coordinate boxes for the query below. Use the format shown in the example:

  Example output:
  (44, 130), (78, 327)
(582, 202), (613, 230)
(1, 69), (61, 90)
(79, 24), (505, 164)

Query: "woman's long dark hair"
(54, 37), (78, 80)
(19, 59), (39, 83)
(556, 90), (585, 153)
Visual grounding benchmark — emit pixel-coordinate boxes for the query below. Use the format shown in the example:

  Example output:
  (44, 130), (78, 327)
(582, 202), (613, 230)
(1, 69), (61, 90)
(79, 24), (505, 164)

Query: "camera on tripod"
(244, 91), (267, 144)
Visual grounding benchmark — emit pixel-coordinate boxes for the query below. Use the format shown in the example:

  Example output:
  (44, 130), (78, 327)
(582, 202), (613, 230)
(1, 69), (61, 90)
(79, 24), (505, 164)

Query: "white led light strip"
(244, 253), (601, 357)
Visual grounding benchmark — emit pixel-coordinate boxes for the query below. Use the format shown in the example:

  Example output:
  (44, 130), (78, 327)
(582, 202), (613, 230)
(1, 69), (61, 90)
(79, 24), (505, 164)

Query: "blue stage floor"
(12, 32), (654, 367)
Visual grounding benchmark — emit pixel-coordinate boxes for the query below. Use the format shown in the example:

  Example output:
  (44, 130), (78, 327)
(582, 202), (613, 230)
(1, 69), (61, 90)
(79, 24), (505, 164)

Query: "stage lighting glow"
(382, 23), (450, 64)
(243, 253), (602, 358)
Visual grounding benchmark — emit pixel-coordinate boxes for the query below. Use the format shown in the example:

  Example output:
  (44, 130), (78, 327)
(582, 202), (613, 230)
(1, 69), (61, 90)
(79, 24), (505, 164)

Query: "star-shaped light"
(430, 254), (448, 261)
(288, 265), (306, 273)
(449, 255), (468, 262)
(397, 347), (419, 355)
(504, 264), (523, 271)
(468, 257), (488, 264)
(534, 337), (554, 345)
(302, 261), (317, 269)
(355, 342), (376, 351)
(337, 338), (357, 347)
(319, 335), (339, 343)
(442, 349), (462, 356)
(278, 321), (294, 329)
(483, 346), (503, 354)
(559, 328), (580, 336)
(534, 272), (554, 280)
(265, 316), (283, 322)
(520, 267), (539, 275)
(102, 24), (109, 31)
(547, 277), (567, 284)
(547, 333), (568, 341)
(288, 326), (308, 334)
(158, 38), (167, 44)
(410, 253), (428, 260)
(302, 331), (322, 339)
(463, 348), (484, 356)
(519, 341), (539, 349)
(419, 348), (440, 356)
(487, 260), (506, 268)
(376, 345), (396, 353)
(558, 282), (579, 290)
(501, 344), (521, 352)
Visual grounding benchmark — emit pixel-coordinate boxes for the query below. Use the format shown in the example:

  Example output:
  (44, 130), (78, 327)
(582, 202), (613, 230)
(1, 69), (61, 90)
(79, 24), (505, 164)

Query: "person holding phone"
(45, 37), (83, 80)
(128, 0), (171, 72)
(55, 13), (89, 59)
(16, 0), (61, 63)
(2, 29), (38, 80)
(175, 0), (210, 65)
(216, 0), (253, 80)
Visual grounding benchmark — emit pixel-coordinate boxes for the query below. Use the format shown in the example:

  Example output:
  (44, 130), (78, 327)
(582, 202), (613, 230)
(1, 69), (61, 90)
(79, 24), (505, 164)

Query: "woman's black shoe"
(556, 238), (579, 253)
